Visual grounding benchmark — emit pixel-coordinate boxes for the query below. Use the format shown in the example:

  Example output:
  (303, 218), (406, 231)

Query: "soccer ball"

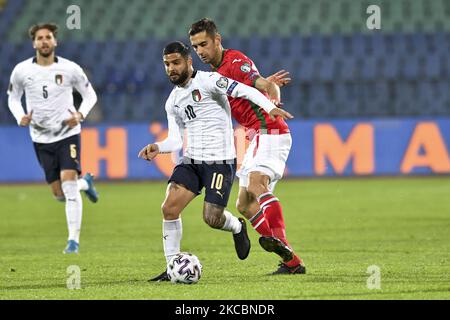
(167, 252), (202, 284)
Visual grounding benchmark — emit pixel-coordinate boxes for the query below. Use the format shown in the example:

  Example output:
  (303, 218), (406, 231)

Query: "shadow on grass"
(0, 279), (143, 292)
(300, 287), (450, 299)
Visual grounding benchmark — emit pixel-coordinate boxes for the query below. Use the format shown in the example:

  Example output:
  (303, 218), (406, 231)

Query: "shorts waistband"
(181, 157), (237, 165)
(257, 128), (290, 135)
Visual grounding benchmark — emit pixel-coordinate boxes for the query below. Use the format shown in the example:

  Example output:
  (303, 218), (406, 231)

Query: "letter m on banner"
(314, 123), (374, 175)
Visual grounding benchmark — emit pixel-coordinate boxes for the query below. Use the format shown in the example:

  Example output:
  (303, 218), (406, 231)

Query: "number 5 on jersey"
(43, 85), (48, 99)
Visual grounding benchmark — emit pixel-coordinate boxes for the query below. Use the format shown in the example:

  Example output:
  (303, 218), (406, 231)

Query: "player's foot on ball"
(149, 270), (170, 282)
(259, 236), (294, 262)
(271, 262), (306, 275)
(233, 218), (251, 260)
(83, 173), (99, 203)
(63, 240), (79, 254)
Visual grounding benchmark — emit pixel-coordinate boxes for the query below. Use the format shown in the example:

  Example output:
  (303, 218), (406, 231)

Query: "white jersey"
(7, 56), (97, 144)
(156, 70), (277, 161)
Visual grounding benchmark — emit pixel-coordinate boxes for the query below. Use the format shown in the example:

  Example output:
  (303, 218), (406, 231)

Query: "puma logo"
(232, 59), (242, 64)
(216, 190), (225, 199)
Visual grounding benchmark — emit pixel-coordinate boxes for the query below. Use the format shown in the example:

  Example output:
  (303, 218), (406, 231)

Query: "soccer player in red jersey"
(189, 18), (305, 274)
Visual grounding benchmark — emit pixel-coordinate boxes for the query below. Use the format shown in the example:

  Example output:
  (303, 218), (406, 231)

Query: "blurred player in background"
(7, 23), (99, 254)
(138, 41), (292, 281)
(189, 18), (305, 274)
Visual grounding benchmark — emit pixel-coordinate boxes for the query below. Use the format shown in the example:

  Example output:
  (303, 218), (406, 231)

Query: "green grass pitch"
(1, 178), (450, 300)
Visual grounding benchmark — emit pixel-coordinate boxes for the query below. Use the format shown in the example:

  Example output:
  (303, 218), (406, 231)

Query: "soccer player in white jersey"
(7, 23), (99, 254)
(138, 41), (293, 281)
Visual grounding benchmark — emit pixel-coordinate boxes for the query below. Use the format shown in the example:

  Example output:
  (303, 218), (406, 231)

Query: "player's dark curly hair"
(189, 18), (218, 38)
(28, 23), (58, 40)
(163, 41), (191, 58)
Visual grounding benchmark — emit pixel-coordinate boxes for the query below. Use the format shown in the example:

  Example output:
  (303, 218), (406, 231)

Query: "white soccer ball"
(167, 252), (202, 284)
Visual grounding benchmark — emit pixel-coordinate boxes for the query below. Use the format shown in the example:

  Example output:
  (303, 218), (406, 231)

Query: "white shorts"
(237, 133), (292, 192)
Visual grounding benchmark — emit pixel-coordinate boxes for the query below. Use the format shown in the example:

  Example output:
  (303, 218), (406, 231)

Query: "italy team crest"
(192, 89), (202, 102)
(55, 74), (63, 85)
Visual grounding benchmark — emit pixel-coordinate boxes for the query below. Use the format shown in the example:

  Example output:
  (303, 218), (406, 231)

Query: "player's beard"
(38, 46), (54, 58)
(169, 69), (189, 86)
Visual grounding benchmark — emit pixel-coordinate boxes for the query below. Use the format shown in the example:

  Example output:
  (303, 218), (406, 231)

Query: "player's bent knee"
(161, 202), (181, 220)
(203, 214), (223, 229)
(236, 199), (247, 215)
(203, 202), (226, 229)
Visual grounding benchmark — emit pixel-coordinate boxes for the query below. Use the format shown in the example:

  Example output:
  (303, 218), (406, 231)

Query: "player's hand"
(269, 107), (294, 121)
(138, 143), (160, 161)
(64, 110), (84, 128)
(270, 98), (284, 108)
(19, 110), (33, 127)
(267, 70), (291, 87)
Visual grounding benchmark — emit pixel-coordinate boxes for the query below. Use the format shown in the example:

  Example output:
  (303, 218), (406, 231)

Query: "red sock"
(249, 209), (273, 237)
(286, 255), (303, 268)
(257, 192), (289, 247)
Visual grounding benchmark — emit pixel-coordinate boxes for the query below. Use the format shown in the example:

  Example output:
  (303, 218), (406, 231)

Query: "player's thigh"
(246, 133), (291, 196)
(247, 171), (271, 198)
(33, 142), (60, 185)
(162, 182), (197, 219)
(202, 161), (236, 208)
(57, 135), (82, 178)
(163, 161), (202, 217)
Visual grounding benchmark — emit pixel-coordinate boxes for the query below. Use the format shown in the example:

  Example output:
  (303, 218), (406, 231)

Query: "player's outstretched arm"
(217, 74), (294, 121)
(254, 77), (283, 107)
(139, 107), (183, 162)
(266, 70), (291, 88)
(254, 70), (292, 107)
(268, 107), (293, 121)
(7, 67), (27, 126)
(138, 143), (160, 161)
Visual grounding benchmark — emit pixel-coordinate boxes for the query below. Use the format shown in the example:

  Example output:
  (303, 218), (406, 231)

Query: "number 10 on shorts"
(211, 172), (223, 190)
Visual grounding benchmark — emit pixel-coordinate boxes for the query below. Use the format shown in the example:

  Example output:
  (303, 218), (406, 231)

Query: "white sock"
(62, 181), (83, 243)
(163, 218), (182, 264)
(77, 178), (89, 191)
(221, 210), (242, 234)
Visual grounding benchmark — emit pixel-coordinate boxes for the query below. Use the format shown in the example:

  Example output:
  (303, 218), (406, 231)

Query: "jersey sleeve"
(7, 66), (26, 125)
(71, 63), (97, 119)
(207, 72), (276, 114)
(155, 96), (184, 153)
(228, 54), (261, 87)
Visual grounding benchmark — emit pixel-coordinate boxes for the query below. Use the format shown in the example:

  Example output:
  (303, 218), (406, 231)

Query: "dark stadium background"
(1, 0), (449, 180)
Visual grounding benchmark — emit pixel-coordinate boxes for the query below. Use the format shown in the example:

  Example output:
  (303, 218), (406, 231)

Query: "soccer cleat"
(149, 270), (170, 282)
(83, 173), (99, 203)
(233, 218), (251, 260)
(63, 240), (79, 254)
(259, 236), (294, 262)
(271, 262), (306, 275)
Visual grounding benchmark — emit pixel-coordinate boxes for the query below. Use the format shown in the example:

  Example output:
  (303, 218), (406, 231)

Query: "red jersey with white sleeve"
(213, 49), (290, 135)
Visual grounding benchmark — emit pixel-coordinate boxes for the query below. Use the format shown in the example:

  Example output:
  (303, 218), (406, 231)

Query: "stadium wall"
(0, 118), (449, 182)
